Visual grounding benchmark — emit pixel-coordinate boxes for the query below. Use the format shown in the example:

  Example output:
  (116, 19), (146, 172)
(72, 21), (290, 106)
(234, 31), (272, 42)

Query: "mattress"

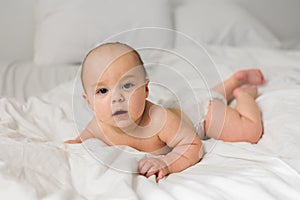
(0, 45), (300, 199)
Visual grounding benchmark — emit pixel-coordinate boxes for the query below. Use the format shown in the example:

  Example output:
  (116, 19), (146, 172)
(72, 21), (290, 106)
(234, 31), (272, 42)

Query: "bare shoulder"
(145, 100), (191, 129)
(145, 101), (179, 125)
(86, 116), (97, 131)
(146, 100), (192, 134)
(84, 116), (104, 137)
(145, 101), (168, 118)
(145, 101), (198, 148)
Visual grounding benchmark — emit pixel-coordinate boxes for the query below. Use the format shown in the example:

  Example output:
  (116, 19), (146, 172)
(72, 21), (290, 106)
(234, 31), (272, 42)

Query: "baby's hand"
(138, 156), (170, 182)
(64, 137), (82, 144)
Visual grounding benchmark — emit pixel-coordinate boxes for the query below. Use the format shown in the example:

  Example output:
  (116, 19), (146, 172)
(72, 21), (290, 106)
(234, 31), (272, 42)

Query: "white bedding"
(1, 46), (300, 199)
(0, 60), (79, 102)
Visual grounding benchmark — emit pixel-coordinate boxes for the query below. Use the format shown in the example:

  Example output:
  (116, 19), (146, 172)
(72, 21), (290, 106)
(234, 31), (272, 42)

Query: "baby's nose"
(112, 90), (125, 103)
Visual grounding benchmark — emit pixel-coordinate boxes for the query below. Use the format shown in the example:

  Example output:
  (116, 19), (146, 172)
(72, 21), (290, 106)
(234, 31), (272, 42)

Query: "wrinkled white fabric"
(1, 46), (300, 199)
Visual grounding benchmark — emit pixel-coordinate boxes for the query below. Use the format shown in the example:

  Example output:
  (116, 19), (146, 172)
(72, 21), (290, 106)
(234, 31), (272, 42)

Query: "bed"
(1, 0), (300, 199)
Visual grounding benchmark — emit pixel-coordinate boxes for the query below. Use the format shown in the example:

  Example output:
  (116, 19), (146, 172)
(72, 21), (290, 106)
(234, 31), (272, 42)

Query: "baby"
(65, 42), (265, 182)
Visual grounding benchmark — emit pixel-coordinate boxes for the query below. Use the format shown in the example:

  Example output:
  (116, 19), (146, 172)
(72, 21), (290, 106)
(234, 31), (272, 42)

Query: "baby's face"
(83, 51), (148, 129)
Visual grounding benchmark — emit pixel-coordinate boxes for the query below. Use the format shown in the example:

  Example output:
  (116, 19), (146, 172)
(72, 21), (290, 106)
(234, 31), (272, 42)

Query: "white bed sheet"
(1, 45), (300, 199)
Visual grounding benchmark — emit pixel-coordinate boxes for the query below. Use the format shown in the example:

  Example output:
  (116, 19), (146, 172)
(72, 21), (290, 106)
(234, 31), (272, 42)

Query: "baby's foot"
(234, 69), (266, 85)
(233, 85), (258, 99)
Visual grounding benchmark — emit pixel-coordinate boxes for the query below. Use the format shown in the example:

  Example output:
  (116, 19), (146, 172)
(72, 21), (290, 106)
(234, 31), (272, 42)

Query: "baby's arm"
(138, 110), (203, 182)
(64, 117), (96, 144)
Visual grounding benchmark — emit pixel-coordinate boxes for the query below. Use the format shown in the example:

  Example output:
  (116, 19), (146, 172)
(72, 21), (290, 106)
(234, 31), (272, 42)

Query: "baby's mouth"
(112, 110), (128, 116)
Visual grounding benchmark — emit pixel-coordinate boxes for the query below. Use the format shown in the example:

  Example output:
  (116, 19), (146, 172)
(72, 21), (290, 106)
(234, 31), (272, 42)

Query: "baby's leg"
(204, 86), (263, 143)
(212, 69), (265, 101)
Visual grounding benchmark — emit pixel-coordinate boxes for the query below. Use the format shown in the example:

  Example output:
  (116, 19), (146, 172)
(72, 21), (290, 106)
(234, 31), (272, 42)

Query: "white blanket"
(1, 46), (300, 199)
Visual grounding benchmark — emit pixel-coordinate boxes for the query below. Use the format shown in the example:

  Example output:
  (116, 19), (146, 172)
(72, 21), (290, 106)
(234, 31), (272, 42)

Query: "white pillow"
(34, 0), (174, 65)
(175, 0), (281, 48)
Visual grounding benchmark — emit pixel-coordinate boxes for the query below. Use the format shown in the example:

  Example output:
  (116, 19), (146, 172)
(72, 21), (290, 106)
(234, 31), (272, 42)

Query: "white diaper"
(162, 88), (226, 139)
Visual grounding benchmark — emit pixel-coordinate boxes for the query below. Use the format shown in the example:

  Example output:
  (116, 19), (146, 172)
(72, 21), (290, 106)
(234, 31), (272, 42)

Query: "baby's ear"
(145, 79), (150, 97)
(82, 92), (93, 110)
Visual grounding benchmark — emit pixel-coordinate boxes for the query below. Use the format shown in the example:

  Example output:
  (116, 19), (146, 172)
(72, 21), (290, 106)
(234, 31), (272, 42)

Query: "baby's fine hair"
(81, 42), (147, 91)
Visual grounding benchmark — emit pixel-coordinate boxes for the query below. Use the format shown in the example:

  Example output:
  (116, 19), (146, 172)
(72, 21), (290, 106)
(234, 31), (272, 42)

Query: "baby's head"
(81, 42), (149, 128)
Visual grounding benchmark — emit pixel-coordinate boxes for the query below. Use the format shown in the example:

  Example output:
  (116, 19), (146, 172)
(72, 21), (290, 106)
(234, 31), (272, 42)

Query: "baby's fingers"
(145, 167), (159, 178)
(64, 139), (82, 144)
(138, 159), (153, 175)
(155, 170), (166, 183)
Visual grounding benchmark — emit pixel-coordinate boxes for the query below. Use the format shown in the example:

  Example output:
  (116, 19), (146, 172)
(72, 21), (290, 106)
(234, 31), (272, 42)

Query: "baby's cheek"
(94, 100), (111, 122)
(128, 93), (146, 120)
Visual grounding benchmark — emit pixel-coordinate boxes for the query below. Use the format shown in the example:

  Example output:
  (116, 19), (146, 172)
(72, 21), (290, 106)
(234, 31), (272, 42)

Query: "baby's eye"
(122, 83), (134, 90)
(97, 88), (108, 95)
